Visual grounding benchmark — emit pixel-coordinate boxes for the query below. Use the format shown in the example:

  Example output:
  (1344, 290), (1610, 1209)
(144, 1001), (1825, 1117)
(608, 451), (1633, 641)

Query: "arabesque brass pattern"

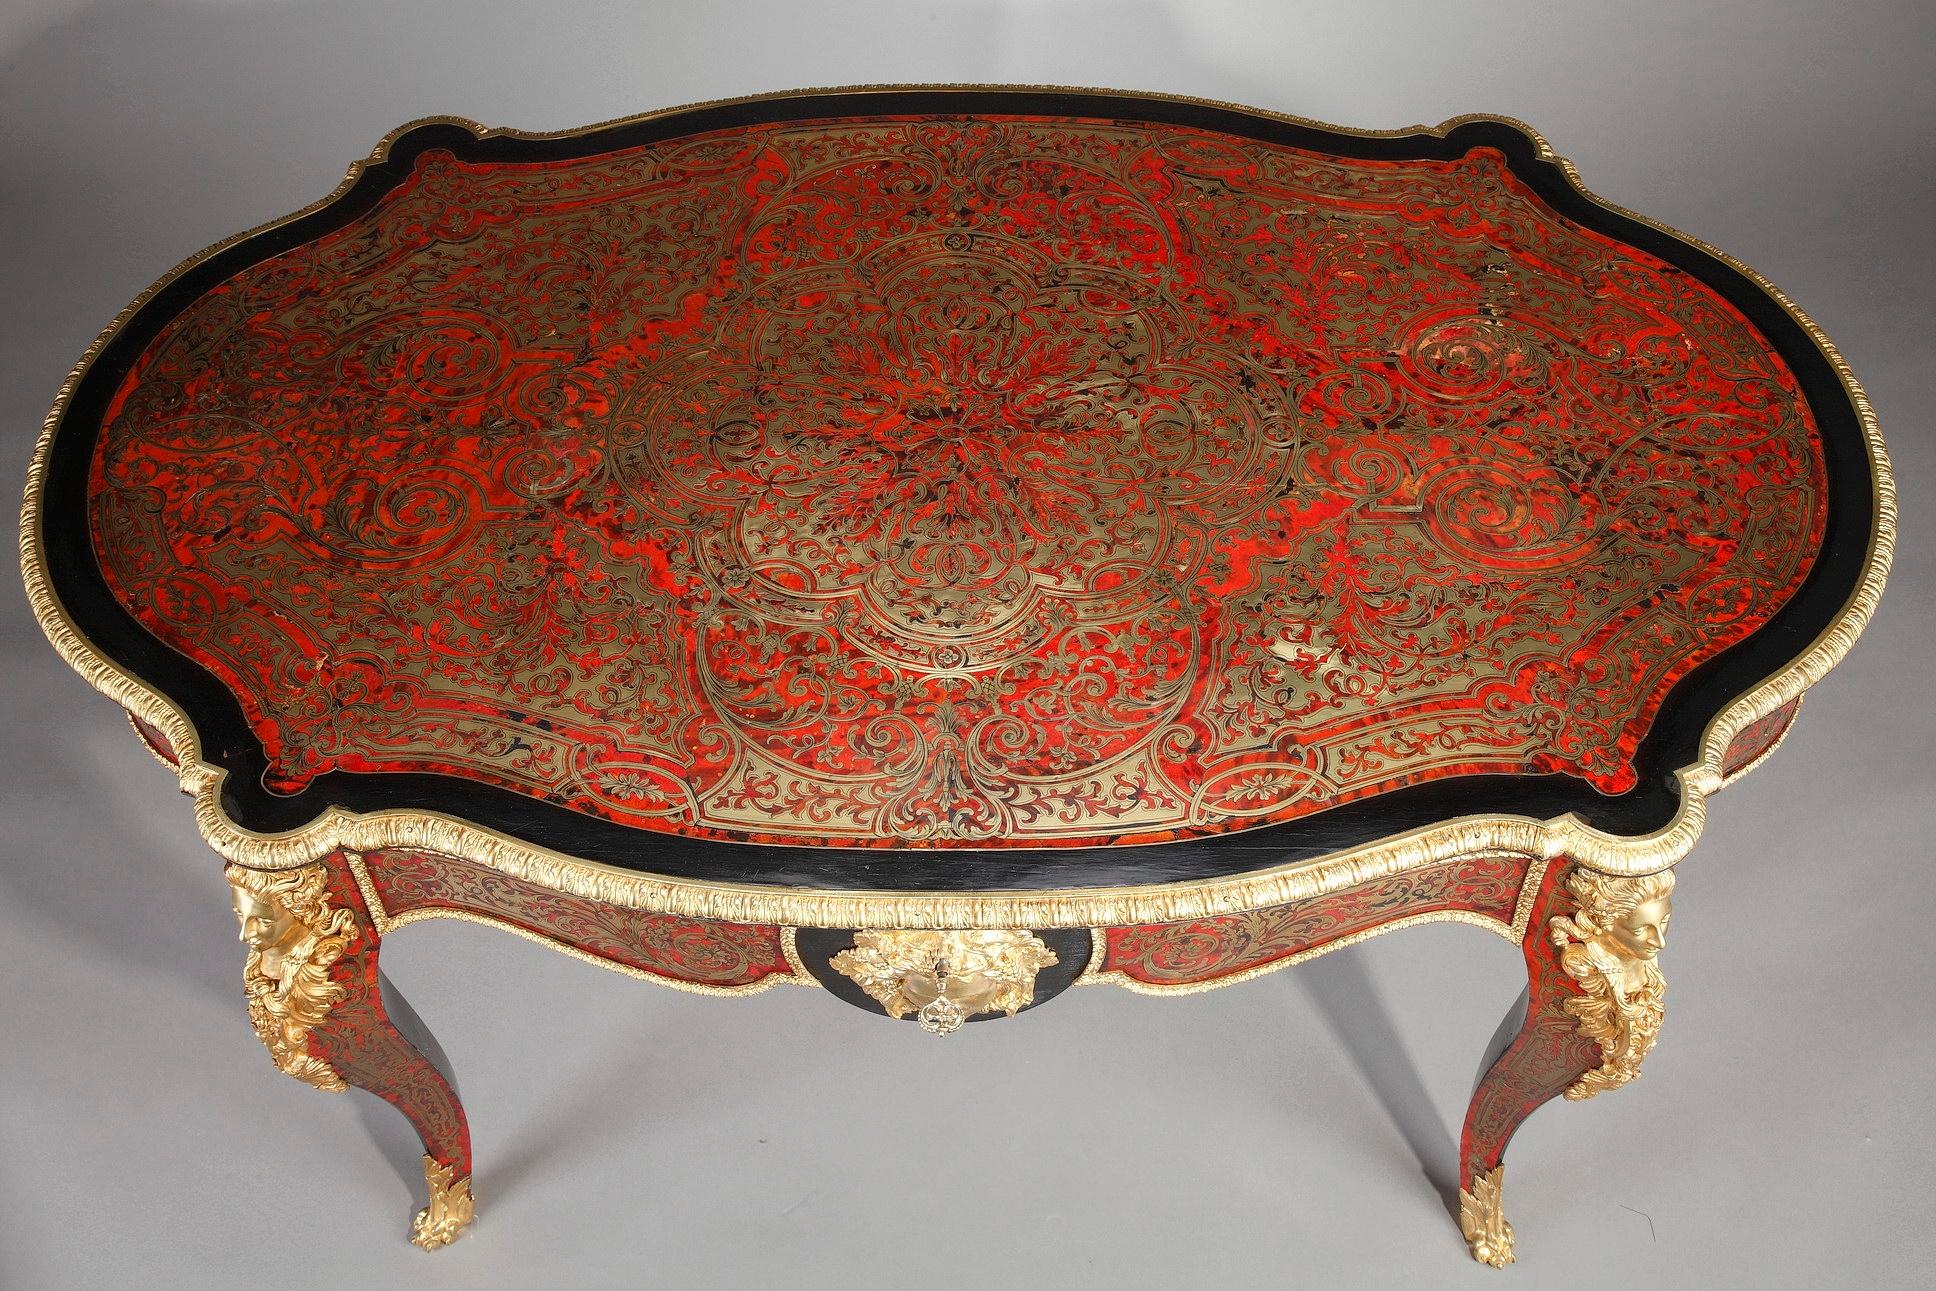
(360, 847), (800, 990)
(1097, 852), (1527, 988)
(86, 110), (1827, 851)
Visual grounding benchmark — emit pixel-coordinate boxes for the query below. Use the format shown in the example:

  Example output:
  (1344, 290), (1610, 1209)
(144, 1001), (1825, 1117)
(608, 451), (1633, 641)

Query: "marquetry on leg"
(226, 854), (474, 1250)
(1455, 860), (1675, 1267)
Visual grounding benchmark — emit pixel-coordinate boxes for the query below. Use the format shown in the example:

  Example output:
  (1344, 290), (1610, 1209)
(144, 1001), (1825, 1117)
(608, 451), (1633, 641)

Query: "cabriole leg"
(226, 854), (474, 1249)
(1456, 860), (1674, 1267)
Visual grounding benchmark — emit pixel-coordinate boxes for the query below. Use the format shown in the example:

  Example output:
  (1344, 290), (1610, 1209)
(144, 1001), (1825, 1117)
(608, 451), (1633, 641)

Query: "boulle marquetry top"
(22, 86), (1892, 1264)
(28, 86), (1887, 920)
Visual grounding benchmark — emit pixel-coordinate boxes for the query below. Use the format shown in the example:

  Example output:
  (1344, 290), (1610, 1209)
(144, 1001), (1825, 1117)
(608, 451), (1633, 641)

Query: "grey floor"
(3, 2), (1931, 1287)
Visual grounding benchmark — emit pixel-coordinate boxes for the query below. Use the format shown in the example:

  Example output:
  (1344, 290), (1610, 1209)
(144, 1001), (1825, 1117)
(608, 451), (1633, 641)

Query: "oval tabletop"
(24, 86), (1890, 919)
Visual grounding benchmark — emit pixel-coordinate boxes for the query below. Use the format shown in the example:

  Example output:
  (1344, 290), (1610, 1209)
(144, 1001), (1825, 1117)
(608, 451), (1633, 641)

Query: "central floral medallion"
(631, 235), (1268, 660)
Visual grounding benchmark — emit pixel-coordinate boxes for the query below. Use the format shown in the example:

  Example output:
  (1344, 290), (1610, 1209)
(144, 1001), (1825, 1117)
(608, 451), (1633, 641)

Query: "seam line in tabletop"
(19, 84), (1896, 929)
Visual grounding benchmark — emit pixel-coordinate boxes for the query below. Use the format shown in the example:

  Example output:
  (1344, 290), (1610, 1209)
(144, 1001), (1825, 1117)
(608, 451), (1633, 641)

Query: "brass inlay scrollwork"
(410, 1155), (474, 1251)
(830, 930), (1059, 1034)
(20, 88), (1893, 930)
(1459, 1164), (1515, 1268)
(81, 98), (1838, 855)
(226, 863), (357, 1091)
(1549, 867), (1674, 1099)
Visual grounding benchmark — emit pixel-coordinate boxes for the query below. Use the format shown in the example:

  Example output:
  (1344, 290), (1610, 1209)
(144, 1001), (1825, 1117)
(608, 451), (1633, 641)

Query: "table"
(20, 85), (1893, 1266)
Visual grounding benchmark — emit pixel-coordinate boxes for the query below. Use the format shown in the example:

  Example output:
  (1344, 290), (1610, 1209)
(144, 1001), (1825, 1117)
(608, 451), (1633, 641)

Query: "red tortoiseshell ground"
(363, 848), (797, 988)
(88, 114), (1826, 848)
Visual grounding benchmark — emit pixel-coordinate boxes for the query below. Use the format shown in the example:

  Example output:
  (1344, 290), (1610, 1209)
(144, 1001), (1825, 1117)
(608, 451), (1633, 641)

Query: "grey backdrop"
(3, 2), (1930, 1287)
